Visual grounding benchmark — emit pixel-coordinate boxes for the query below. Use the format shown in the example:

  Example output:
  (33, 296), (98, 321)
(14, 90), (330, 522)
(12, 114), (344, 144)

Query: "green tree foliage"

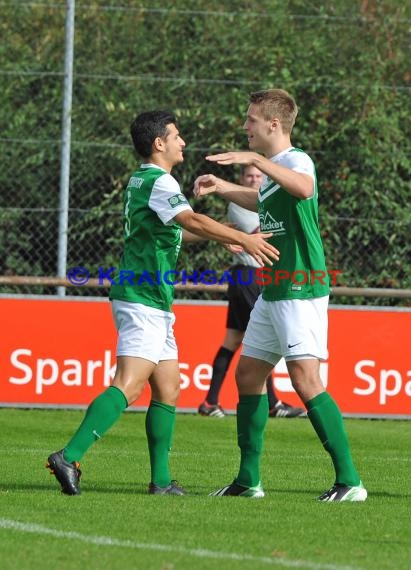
(1, 0), (410, 303)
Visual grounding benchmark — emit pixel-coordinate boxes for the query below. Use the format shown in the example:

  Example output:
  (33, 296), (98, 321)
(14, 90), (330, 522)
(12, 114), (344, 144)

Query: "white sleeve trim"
(148, 173), (192, 225)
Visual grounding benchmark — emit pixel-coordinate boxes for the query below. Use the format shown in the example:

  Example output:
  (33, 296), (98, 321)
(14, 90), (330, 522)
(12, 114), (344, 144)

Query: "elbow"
(297, 182), (315, 200)
(182, 221), (198, 234)
(181, 213), (202, 234)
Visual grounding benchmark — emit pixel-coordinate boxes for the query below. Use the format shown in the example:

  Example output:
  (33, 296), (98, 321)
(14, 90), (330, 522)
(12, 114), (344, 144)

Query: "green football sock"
(63, 386), (128, 463)
(307, 391), (360, 486)
(145, 400), (176, 488)
(236, 394), (269, 488)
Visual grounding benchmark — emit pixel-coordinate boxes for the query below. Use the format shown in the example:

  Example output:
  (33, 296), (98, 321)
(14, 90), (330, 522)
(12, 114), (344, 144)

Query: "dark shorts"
(226, 265), (262, 332)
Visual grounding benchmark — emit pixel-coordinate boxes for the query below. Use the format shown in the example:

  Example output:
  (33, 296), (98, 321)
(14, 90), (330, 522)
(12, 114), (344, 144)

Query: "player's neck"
(147, 156), (173, 173)
(263, 134), (292, 158)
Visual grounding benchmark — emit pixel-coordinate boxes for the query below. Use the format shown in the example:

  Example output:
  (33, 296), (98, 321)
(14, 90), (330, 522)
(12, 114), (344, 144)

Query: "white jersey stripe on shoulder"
(258, 184), (280, 202)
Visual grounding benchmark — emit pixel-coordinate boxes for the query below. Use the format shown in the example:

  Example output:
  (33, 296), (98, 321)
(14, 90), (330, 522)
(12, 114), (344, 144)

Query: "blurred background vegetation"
(0, 0), (410, 304)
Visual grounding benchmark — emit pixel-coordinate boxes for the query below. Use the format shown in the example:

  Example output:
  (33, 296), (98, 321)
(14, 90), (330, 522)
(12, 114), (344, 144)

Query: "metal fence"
(1, 1), (410, 305)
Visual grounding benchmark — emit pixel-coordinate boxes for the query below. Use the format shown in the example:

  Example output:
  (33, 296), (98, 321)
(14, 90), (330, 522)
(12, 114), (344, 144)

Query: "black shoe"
(209, 480), (265, 498)
(317, 481), (367, 502)
(148, 480), (185, 495)
(269, 400), (306, 418)
(198, 401), (225, 418)
(46, 450), (81, 495)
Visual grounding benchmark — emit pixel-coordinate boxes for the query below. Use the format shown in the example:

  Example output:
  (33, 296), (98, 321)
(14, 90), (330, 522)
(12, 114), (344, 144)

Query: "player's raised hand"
(242, 232), (279, 266)
(193, 174), (220, 197)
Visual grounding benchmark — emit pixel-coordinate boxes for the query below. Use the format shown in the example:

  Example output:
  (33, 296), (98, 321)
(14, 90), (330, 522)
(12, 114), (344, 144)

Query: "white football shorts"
(111, 300), (178, 363)
(242, 295), (329, 365)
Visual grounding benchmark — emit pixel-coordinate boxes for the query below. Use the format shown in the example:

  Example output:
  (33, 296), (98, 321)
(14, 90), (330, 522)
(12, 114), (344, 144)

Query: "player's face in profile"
(243, 104), (272, 153)
(163, 123), (186, 165)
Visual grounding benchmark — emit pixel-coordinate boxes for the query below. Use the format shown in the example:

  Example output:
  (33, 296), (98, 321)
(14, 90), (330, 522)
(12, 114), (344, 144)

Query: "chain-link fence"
(1, 1), (410, 305)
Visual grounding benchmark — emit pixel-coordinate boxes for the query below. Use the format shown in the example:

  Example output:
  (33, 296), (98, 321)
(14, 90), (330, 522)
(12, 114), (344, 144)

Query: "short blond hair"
(249, 89), (298, 134)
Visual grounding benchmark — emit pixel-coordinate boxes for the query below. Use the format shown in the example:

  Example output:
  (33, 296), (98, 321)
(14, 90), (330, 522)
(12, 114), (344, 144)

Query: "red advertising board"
(1, 297), (410, 418)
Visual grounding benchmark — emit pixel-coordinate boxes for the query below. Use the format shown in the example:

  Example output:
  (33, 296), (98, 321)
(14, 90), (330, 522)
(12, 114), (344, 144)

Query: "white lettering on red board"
(9, 348), (116, 394)
(10, 350), (409, 405)
(354, 360), (411, 405)
(8, 348), (212, 394)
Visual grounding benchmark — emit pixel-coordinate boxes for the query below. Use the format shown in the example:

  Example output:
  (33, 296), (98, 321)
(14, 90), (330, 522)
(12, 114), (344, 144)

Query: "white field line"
(0, 518), (364, 570)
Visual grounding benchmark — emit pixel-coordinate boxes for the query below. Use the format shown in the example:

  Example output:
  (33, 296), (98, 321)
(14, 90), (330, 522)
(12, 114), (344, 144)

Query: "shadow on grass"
(1, 482), (409, 500)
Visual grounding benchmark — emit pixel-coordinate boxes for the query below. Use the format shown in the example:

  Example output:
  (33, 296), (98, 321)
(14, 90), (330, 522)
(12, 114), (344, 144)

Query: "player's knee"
(235, 367), (258, 393)
(151, 382), (180, 406)
(116, 383), (143, 405)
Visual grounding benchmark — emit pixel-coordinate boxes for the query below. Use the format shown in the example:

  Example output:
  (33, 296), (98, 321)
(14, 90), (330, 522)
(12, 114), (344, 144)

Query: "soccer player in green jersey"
(46, 110), (279, 496)
(198, 165), (305, 420)
(194, 89), (367, 502)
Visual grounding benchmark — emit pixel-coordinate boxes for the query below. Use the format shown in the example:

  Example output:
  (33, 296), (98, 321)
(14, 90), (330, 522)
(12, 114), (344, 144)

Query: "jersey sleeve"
(284, 151), (315, 180)
(148, 173), (193, 225)
(227, 203), (260, 234)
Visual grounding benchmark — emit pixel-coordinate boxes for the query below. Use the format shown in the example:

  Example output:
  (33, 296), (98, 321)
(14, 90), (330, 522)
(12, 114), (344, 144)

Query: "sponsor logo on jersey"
(259, 211), (286, 235)
(128, 176), (144, 189)
(168, 194), (188, 207)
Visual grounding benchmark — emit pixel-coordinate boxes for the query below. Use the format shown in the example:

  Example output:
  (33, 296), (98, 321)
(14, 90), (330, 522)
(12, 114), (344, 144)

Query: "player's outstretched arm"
(193, 174), (258, 212)
(182, 229), (204, 243)
(174, 210), (279, 266)
(206, 151), (314, 199)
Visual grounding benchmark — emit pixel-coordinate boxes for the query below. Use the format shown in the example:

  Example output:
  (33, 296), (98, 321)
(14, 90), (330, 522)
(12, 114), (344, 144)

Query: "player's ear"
(153, 136), (165, 152)
(270, 118), (280, 131)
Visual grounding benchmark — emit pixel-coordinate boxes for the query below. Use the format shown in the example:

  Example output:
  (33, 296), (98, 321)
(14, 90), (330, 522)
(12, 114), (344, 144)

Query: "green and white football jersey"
(258, 147), (330, 301)
(109, 163), (192, 311)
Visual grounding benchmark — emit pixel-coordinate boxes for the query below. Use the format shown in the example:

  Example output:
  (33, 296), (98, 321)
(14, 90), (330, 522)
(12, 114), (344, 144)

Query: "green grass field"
(0, 408), (410, 570)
